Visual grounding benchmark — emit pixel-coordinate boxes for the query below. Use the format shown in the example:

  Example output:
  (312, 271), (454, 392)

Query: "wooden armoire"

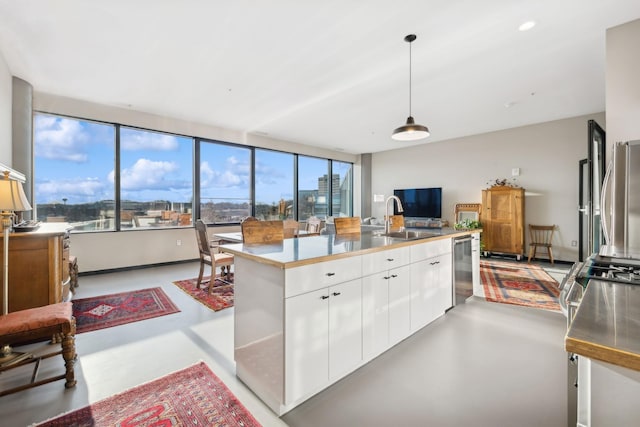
(481, 185), (525, 259)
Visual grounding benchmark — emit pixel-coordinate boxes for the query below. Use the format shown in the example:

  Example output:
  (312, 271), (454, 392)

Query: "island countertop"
(565, 279), (640, 372)
(220, 228), (476, 269)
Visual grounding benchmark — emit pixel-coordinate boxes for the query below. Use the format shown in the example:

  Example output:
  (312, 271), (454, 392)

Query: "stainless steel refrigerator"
(600, 140), (640, 259)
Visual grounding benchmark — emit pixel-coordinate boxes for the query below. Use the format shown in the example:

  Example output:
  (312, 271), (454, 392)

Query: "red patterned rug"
(172, 274), (234, 312)
(481, 260), (561, 311)
(73, 287), (180, 334)
(34, 361), (262, 426)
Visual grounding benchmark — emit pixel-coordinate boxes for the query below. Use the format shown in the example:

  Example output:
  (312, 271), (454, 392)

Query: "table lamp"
(0, 170), (32, 366)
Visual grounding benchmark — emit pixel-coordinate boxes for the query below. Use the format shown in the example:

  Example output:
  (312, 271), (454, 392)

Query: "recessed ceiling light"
(518, 21), (536, 32)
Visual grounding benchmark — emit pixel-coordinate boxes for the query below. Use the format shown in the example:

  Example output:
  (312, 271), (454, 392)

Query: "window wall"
(33, 112), (352, 232)
(255, 149), (294, 220)
(34, 114), (116, 230)
(199, 140), (251, 224)
(119, 127), (193, 228)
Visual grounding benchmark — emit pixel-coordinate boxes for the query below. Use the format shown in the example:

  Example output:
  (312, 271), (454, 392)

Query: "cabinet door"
(433, 253), (453, 316)
(362, 273), (389, 360)
(410, 258), (439, 331)
(285, 288), (329, 404)
(388, 264), (411, 345)
(328, 279), (362, 381)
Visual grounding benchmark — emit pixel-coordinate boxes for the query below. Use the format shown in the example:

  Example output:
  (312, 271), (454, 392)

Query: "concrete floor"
(0, 260), (570, 427)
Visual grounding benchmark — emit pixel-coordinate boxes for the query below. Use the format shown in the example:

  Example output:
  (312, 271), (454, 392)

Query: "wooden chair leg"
(548, 247), (554, 265)
(197, 262), (205, 289)
(61, 332), (77, 389)
(528, 246), (535, 263)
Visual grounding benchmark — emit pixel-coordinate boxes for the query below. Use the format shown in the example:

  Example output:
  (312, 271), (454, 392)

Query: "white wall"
(33, 93), (360, 272)
(606, 18), (640, 147)
(372, 112), (606, 262)
(0, 51), (11, 164)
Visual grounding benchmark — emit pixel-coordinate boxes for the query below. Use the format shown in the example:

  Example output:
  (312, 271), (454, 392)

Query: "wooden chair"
(194, 219), (234, 292)
(0, 302), (76, 396)
(305, 216), (322, 235)
(242, 220), (284, 244)
(334, 217), (361, 235)
(283, 219), (300, 238)
(528, 224), (555, 265)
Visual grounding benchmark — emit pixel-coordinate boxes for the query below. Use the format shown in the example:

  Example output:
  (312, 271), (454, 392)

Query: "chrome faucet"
(385, 195), (404, 234)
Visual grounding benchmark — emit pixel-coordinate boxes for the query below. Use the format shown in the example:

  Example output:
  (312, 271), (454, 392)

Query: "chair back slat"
(195, 219), (212, 257)
(334, 217), (361, 235)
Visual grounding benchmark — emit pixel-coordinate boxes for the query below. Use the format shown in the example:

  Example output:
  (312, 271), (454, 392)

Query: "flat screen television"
(393, 187), (442, 219)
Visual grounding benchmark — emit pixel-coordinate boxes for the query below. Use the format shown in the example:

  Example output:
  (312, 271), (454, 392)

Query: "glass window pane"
(120, 127), (194, 229)
(297, 156), (330, 221)
(199, 141), (251, 224)
(332, 161), (353, 217)
(255, 149), (294, 220)
(34, 113), (116, 231)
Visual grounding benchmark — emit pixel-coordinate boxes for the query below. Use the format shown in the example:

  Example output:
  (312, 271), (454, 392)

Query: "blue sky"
(34, 114), (336, 206)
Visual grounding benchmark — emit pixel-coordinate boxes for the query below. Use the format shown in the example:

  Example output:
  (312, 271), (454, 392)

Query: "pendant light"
(392, 34), (430, 141)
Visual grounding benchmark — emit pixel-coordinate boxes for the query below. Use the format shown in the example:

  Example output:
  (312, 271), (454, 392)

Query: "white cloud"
(200, 156), (249, 189)
(34, 115), (110, 162)
(118, 158), (180, 190)
(120, 129), (180, 151)
(36, 177), (106, 204)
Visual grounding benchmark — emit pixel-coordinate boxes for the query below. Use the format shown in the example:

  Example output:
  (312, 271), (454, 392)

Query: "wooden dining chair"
(528, 224), (555, 265)
(283, 219), (300, 238)
(242, 220), (284, 244)
(195, 219), (234, 292)
(334, 217), (361, 235)
(305, 216), (322, 235)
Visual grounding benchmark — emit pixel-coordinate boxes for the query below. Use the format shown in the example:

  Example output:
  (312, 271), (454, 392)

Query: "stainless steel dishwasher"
(453, 236), (473, 306)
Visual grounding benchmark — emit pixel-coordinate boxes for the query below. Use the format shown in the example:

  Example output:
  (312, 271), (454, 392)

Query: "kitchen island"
(221, 228), (478, 415)
(565, 279), (640, 426)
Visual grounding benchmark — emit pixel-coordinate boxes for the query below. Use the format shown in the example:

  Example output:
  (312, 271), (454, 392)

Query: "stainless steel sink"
(376, 230), (440, 240)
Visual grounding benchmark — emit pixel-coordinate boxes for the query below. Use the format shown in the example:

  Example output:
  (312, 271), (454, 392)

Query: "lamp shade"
(0, 171), (32, 212)
(392, 116), (430, 141)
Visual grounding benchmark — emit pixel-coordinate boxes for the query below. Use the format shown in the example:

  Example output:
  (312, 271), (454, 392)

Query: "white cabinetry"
(362, 260), (411, 360)
(233, 233), (461, 416)
(285, 257), (363, 405)
(410, 238), (453, 331)
(362, 246), (411, 360)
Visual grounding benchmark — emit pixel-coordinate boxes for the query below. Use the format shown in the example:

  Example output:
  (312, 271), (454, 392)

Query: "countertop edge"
(222, 230), (478, 269)
(565, 336), (640, 372)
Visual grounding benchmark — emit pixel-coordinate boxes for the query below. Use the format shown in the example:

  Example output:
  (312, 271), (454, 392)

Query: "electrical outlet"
(176, 239), (182, 246)
(571, 240), (577, 247)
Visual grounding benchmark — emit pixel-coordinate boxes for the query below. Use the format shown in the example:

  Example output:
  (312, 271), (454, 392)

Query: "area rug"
(172, 274), (234, 312)
(73, 287), (180, 334)
(34, 361), (262, 426)
(480, 260), (561, 311)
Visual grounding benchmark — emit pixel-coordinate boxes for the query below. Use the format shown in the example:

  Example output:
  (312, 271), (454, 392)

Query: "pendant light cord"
(408, 38), (412, 117)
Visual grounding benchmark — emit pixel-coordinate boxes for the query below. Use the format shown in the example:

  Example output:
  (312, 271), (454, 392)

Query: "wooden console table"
(0, 223), (72, 312)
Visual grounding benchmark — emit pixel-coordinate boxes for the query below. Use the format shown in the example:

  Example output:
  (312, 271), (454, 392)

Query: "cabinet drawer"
(362, 246), (410, 276)
(285, 256), (362, 298)
(410, 237), (452, 262)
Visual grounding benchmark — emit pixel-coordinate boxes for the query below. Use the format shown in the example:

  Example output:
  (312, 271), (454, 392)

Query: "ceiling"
(1, 1), (640, 155)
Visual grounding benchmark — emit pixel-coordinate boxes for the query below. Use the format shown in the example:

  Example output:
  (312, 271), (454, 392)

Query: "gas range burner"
(581, 254), (640, 285)
(608, 265), (640, 283)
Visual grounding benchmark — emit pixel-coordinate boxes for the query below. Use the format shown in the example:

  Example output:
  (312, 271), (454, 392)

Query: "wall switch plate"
(176, 239), (182, 246)
(571, 240), (577, 247)
(374, 194), (385, 202)
(512, 168), (520, 176)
